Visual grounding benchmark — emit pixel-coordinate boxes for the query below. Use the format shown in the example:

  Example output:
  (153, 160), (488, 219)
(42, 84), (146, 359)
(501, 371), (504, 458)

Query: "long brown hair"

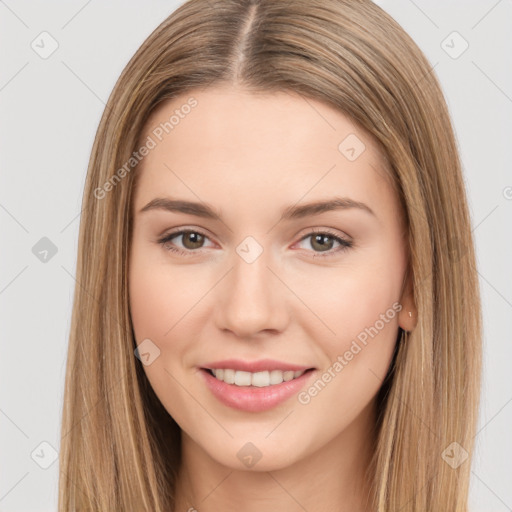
(59, 1), (482, 510)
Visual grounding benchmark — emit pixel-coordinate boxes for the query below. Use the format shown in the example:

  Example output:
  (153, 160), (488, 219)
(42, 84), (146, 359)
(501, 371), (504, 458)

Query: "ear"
(398, 265), (417, 332)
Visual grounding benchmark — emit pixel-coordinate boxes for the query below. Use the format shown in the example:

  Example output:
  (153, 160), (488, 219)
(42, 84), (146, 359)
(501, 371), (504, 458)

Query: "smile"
(207, 368), (307, 387)
(199, 367), (316, 412)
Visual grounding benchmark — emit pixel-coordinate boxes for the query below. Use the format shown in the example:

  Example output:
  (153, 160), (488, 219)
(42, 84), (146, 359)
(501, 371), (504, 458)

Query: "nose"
(214, 247), (289, 339)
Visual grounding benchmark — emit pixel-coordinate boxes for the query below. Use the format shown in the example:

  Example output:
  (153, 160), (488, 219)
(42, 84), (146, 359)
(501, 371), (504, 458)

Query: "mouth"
(202, 367), (315, 387)
(199, 367), (317, 412)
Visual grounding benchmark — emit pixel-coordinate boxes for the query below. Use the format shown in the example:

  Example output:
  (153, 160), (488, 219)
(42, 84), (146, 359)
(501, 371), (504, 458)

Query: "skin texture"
(128, 85), (417, 512)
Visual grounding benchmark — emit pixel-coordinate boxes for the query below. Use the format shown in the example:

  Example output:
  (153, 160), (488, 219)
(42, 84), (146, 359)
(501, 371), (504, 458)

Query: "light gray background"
(0, 1), (511, 510)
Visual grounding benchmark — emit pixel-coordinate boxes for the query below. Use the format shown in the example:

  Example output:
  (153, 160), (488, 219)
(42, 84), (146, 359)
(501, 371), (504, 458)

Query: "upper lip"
(201, 359), (314, 373)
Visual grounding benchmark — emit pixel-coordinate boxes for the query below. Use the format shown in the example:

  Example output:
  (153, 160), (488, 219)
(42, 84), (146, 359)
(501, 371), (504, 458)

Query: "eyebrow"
(138, 196), (375, 220)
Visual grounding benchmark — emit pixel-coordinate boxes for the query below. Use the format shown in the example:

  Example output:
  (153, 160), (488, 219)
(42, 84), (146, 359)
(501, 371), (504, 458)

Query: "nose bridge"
(232, 245), (271, 300)
(216, 238), (287, 336)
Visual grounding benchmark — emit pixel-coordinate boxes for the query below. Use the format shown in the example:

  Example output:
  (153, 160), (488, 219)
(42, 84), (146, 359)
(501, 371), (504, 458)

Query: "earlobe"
(399, 308), (417, 332)
(398, 266), (417, 332)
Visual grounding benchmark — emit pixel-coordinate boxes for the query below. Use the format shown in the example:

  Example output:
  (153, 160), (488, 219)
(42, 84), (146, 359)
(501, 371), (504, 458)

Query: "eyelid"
(292, 227), (353, 255)
(295, 226), (351, 243)
(157, 226), (353, 257)
(157, 227), (215, 252)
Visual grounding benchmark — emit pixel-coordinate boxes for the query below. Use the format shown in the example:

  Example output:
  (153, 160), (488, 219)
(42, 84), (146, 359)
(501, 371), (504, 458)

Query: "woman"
(59, 1), (482, 510)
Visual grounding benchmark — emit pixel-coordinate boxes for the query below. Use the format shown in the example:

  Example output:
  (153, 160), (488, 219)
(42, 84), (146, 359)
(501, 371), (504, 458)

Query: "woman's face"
(129, 85), (415, 471)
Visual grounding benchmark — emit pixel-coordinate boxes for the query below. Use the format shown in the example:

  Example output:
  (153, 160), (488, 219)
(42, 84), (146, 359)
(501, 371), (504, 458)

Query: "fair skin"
(129, 85), (417, 512)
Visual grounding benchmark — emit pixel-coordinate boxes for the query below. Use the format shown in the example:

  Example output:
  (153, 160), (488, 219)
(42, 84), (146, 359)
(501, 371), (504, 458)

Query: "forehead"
(134, 86), (395, 220)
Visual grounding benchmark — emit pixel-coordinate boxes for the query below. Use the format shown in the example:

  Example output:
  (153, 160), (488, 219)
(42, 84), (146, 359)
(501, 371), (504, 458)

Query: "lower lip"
(199, 368), (316, 412)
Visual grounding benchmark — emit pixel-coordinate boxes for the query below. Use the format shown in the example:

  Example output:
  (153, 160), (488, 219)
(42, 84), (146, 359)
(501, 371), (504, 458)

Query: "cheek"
(128, 244), (215, 398)
(289, 250), (403, 373)
(298, 266), (400, 337)
(292, 268), (401, 426)
(128, 246), (202, 420)
(129, 267), (170, 342)
(129, 245), (204, 342)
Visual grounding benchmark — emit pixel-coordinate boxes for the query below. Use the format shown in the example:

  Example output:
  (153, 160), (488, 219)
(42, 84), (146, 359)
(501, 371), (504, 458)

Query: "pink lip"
(201, 358), (313, 373)
(199, 368), (316, 412)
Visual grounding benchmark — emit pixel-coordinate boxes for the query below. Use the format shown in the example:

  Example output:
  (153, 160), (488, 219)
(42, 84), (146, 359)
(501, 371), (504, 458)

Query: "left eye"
(295, 231), (353, 256)
(157, 229), (353, 257)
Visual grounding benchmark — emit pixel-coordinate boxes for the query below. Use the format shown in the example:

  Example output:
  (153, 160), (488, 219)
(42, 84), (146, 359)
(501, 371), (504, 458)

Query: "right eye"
(157, 229), (215, 256)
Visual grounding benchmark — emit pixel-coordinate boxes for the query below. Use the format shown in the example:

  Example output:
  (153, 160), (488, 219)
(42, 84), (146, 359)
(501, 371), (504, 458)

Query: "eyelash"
(157, 228), (353, 258)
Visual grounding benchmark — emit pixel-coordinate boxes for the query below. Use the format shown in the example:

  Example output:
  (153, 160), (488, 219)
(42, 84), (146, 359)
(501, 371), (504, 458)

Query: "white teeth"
(252, 371), (270, 387)
(210, 368), (307, 387)
(283, 371), (295, 382)
(223, 369), (235, 384)
(269, 370), (283, 385)
(234, 371), (252, 386)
